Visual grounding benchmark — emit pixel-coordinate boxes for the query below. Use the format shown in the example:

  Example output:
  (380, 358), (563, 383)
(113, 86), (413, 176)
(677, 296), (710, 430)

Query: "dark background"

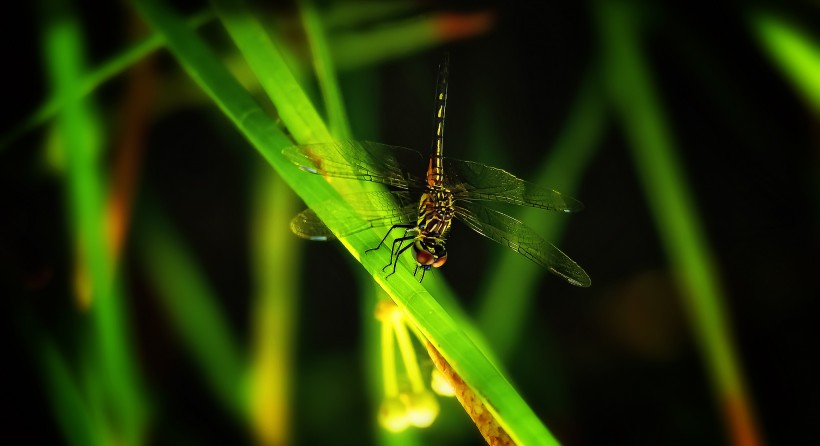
(3, 1), (818, 445)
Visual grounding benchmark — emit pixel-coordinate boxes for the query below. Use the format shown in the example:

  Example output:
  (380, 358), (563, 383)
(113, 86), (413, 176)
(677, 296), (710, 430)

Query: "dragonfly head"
(413, 239), (448, 269)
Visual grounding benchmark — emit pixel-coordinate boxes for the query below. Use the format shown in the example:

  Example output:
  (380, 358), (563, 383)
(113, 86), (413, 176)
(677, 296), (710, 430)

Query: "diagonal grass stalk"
(299, 0), (352, 139)
(211, 0), (331, 144)
(751, 11), (820, 113)
(135, 199), (247, 418)
(1, 9), (213, 152)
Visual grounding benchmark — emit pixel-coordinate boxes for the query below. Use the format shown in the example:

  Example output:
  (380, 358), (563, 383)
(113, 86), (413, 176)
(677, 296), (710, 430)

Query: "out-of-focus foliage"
(3, 1), (818, 445)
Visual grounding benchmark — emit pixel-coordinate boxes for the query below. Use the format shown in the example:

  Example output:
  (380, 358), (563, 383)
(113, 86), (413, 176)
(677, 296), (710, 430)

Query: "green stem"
(299, 0), (352, 139)
(596, 2), (762, 444)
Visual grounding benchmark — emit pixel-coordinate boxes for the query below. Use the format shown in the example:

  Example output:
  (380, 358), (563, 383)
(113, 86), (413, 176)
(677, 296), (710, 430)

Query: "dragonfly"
(283, 54), (590, 287)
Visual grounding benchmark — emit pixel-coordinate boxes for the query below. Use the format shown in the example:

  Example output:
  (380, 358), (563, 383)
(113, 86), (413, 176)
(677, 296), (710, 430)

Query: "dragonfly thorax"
(412, 186), (452, 272)
(416, 186), (454, 236)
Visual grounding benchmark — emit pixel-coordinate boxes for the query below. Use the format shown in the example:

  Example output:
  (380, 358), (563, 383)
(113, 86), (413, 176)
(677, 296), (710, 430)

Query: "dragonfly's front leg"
(385, 227), (417, 267)
(413, 264), (427, 282)
(366, 224), (415, 254)
(384, 236), (416, 278)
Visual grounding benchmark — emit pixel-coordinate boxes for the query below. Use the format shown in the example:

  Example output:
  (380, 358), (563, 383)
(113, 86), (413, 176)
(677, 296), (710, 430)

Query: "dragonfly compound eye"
(414, 240), (447, 268)
(432, 255), (447, 268)
(413, 241), (436, 266)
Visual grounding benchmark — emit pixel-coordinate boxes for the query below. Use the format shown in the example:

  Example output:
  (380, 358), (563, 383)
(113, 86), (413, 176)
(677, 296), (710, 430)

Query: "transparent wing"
(445, 158), (584, 212)
(282, 140), (427, 189)
(454, 201), (590, 287)
(291, 191), (417, 240)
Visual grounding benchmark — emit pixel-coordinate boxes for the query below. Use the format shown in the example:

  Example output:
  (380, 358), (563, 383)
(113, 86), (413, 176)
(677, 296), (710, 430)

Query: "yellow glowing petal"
(402, 391), (439, 428)
(378, 397), (410, 432)
(374, 298), (399, 321)
(430, 369), (456, 397)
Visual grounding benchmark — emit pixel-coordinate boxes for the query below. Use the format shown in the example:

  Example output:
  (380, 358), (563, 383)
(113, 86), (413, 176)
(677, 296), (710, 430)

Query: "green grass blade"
(596, 2), (762, 444)
(135, 200), (247, 418)
(211, 0), (385, 200)
(42, 2), (147, 443)
(299, 0), (351, 139)
(211, 0), (332, 144)
(248, 167), (300, 443)
(323, 1), (419, 30)
(1, 9), (212, 152)
(331, 12), (494, 70)
(134, 0), (561, 443)
(751, 11), (820, 112)
(37, 338), (105, 446)
(476, 69), (605, 358)
(330, 16), (439, 70)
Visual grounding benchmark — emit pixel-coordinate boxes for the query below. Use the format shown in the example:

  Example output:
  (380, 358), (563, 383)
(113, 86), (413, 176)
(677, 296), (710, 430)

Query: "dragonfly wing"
(454, 202), (591, 287)
(290, 208), (339, 240)
(282, 140), (426, 189)
(444, 158), (584, 212)
(291, 191), (417, 240)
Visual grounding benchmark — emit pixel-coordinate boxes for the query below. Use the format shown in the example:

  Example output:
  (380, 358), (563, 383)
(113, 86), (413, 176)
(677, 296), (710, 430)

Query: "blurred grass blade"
(42, 1), (147, 443)
(249, 167), (300, 444)
(323, 1), (419, 30)
(331, 11), (495, 70)
(211, 0), (332, 144)
(596, 2), (762, 445)
(38, 338), (104, 446)
(751, 11), (820, 113)
(299, 0), (351, 139)
(1, 9), (212, 152)
(136, 200), (246, 418)
(134, 0), (561, 443)
(476, 68), (605, 358)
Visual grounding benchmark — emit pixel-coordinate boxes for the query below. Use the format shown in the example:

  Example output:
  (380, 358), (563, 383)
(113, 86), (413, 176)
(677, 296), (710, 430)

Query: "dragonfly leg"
(382, 236), (415, 277)
(385, 227), (415, 266)
(386, 240), (415, 278)
(381, 232), (414, 272)
(366, 224), (415, 254)
(382, 237), (401, 272)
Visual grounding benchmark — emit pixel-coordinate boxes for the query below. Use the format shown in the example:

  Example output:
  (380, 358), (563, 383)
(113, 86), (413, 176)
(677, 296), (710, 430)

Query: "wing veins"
(454, 202), (590, 287)
(445, 158), (584, 212)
